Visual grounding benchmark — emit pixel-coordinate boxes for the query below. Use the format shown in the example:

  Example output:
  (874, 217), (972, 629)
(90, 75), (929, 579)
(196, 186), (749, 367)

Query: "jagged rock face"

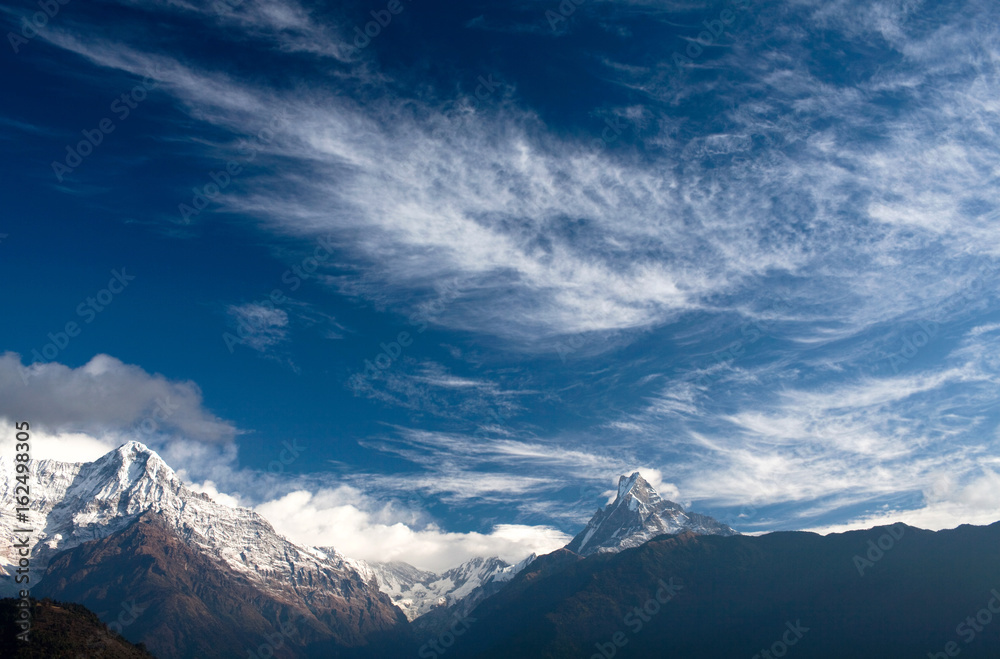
(0, 442), (411, 658)
(565, 472), (737, 556)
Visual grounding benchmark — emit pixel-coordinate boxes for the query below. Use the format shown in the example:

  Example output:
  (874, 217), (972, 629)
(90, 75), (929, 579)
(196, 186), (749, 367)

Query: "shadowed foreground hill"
(0, 598), (157, 658)
(448, 522), (1000, 659)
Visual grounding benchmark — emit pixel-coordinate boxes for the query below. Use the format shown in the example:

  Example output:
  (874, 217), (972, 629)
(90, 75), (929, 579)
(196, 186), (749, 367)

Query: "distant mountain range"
(2, 442), (997, 658)
(349, 470), (732, 631)
(347, 554), (535, 625)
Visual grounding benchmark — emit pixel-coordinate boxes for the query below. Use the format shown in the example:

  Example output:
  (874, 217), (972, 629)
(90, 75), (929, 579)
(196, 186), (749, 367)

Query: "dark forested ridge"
(0, 597), (157, 659)
(444, 522), (1000, 659)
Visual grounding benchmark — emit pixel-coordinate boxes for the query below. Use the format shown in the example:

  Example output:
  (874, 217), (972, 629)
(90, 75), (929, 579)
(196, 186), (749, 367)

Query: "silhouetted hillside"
(0, 597), (157, 658)
(450, 522), (1000, 658)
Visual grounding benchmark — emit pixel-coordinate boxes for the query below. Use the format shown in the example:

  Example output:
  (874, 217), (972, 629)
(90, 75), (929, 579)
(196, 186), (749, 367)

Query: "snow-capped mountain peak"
(617, 471), (665, 508)
(94, 440), (174, 483)
(565, 472), (737, 556)
(0, 441), (376, 603)
(56, 441), (184, 518)
(1, 442), (409, 655)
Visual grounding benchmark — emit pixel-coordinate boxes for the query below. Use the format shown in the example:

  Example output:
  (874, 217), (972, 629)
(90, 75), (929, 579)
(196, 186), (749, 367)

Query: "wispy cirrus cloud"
(226, 302), (290, 353)
(34, 0), (1000, 354)
(354, 426), (679, 524)
(19, 0), (1000, 543)
(602, 320), (1000, 530)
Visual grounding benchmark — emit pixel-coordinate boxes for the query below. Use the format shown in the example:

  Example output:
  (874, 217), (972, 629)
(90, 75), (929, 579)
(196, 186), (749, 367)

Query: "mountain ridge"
(447, 522), (1000, 658)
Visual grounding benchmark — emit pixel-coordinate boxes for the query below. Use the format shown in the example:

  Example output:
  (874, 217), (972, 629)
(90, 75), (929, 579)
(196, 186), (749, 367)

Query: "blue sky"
(1, 0), (999, 570)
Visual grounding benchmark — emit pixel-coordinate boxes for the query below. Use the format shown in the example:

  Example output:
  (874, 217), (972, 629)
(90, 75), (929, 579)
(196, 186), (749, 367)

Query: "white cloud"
(0, 419), (119, 464)
(107, 0), (354, 60)
(254, 486), (570, 572)
(358, 428), (651, 505)
(20, 0), (1000, 543)
(32, 1), (1000, 354)
(0, 419), (564, 572)
(618, 339), (1000, 530)
(183, 478), (242, 508)
(807, 469), (1000, 534)
(0, 352), (238, 443)
(226, 302), (290, 353)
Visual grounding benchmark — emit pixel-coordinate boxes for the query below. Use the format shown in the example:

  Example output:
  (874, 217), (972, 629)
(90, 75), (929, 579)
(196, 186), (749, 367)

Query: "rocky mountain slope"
(0, 442), (410, 658)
